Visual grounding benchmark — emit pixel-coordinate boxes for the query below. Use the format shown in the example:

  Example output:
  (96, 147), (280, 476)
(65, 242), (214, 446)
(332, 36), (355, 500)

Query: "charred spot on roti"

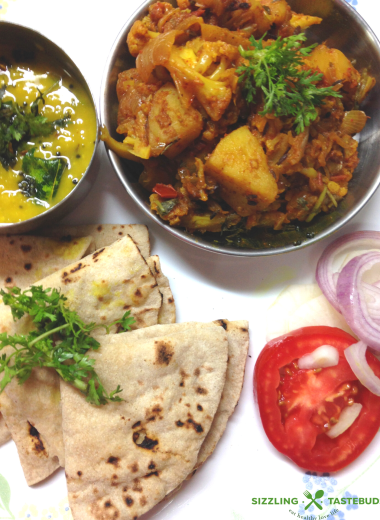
(77, 471), (82, 477)
(185, 403), (190, 408)
(187, 417), (204, 433)
(135, 288), (142, 298)
(148, 461), (156, 470)
(107, 456), (120, 467)
(132, 430), (158, 450)
(5, 276), (12, 284)
(144, 471), (159, 478)
(90, 498), (120, 519)
(147, 416), (156, 422)
(70, 262), (85, 274)
(21, 244), (32, 253)
(176, 420), (184, 427)
(24, 263), (32, 271)
(194, 368), (200, 377)
(125, 496), (134, 507)
(179, 369), (189, 387)
(215, 319), (228, 330)
(155, 341), (174, 366)
(241, 327), (248, 332)
(197, 404), (203, 411)
(92, 248), (105, 261)
(132, 421), (141, 429)
(140, 496), (147, 507)
(150, 282), (158, 289)
(168, 297), (174, 303)
(132, 478), (143, 492)
(93, 487), (98, 494)
(97, 225), (102, 232)
(196, 386), (208, 395)
(129, 462), (139, 473)
(141, 274), (147, 279)
(28, 422), (47, 455)
(123, 304), (131, 310)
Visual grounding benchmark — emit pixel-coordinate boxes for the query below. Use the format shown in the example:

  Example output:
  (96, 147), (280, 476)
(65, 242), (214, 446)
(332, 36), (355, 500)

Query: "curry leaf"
(19, 148), (66, 200)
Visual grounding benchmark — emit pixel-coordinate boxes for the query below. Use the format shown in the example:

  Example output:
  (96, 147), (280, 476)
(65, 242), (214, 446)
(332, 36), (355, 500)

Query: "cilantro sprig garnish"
(0, 86), (70, 169)
(0, 286), (135, 405)
(237, 33), (342, 134)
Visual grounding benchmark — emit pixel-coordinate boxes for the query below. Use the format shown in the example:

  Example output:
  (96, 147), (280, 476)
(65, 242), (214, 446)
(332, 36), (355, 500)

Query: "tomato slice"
(254, 326), (380, 472)
(152, 183), (178, 199)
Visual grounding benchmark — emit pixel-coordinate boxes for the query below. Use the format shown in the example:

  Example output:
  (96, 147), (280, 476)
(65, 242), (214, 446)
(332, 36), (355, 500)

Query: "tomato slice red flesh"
(254, 326), (380, 472)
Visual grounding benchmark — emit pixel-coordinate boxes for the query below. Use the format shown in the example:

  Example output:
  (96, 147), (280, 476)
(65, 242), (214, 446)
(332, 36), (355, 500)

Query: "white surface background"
(2, 0), (380, 519)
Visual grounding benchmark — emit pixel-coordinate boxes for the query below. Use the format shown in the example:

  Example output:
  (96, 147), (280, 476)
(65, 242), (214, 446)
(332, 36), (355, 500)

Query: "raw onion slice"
(316, 231), (380, 311)
(345, 341), (380, 395)
(326, 403), (362, 439)
(337, 252), (380, 350)
(298, 345), (339, 369)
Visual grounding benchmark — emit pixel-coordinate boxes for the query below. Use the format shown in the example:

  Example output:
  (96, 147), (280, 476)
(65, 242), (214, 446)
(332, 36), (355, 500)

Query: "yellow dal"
(0, 59), (97, 223)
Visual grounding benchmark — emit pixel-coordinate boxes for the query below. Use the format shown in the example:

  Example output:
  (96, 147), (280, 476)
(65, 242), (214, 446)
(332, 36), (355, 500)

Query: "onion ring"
(316, 231), (380, 311)
(337, 251), (380, 350)
(345, 341), (380, 395)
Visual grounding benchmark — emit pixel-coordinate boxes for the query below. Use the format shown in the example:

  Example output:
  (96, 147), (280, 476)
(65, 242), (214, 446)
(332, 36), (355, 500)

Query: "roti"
(0, 234), (93, 291)
(196, 320), (249, 467)
(0, 234), (94, 447)
(147, 256), (176, 324)
(38, 224), (150, 259)
(0, 236), (162, 485)
(61, 322), (229, 520)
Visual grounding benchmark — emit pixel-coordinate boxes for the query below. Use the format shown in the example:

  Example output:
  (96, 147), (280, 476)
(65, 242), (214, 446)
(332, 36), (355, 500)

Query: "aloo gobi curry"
(103, 0), (375, 243)
(0, 50), (96, 223)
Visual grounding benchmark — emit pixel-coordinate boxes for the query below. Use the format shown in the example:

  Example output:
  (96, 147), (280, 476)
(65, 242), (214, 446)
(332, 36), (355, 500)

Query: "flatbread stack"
(0, 224), (249, 520)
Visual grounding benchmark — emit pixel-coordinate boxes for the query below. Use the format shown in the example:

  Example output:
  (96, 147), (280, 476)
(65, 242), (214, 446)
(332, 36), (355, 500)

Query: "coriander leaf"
(0, 88), (70, 169)
(19, 147), (66, 200)
(0, 286), (135, 406)
(237, 33), (342, 134)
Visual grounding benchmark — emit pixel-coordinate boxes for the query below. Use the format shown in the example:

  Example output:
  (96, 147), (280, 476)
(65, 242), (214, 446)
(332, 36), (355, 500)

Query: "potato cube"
(148, 83), (203, 159)
(205, 126), (277, 216)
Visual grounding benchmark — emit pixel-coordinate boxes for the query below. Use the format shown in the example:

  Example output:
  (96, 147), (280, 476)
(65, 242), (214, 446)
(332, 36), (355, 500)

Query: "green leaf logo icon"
(0, 474), (14, 520)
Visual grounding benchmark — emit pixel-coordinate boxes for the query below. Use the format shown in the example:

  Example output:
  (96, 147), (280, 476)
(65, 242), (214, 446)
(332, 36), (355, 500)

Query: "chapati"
(61, 322), (229, 520)
(0, 236), (162, 485)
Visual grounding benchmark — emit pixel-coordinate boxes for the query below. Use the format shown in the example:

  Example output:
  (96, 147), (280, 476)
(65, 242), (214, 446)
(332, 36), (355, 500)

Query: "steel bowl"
(0, 21), (99, 234)
(100, 0), (380, 256)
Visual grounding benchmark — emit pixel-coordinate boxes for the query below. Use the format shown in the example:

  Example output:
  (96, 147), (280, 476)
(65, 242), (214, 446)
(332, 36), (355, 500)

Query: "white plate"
(2, 0), (380, 519)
